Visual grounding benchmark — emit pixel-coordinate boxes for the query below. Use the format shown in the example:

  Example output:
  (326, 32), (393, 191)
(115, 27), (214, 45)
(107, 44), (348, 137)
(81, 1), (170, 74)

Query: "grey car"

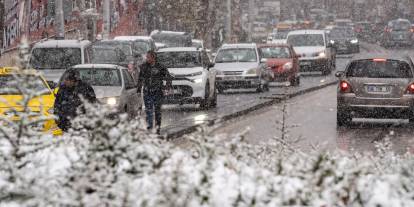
(382, 19), (413, 47)
(336, 54), (414, 126)
(59, 64), (142, 117)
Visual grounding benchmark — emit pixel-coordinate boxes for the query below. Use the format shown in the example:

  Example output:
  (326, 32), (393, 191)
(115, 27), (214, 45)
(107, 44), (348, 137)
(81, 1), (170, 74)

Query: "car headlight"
(283, 62), (293, 70)
(318, 52), (327, 58)
(246, 68), (258, 75)
(350, 39), (358, 44)
(193, 78), (203, 83)
(186, 71), (203, 77)
(107, 97), (118, 106)
(330, 40), (335, 44)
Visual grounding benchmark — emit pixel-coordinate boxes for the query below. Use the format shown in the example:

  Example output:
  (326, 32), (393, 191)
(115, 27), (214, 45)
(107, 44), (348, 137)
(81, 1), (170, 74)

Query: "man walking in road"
(54, 70), (96, 131)
(138, 51), (173, 134)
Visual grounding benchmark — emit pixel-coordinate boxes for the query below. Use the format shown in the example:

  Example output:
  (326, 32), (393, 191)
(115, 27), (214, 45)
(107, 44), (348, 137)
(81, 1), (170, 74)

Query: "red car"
(258, 44), (300, 86)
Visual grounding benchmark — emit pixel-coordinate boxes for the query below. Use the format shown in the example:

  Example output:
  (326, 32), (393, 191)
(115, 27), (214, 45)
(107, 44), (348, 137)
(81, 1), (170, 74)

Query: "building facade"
(2, 0), (143, 51)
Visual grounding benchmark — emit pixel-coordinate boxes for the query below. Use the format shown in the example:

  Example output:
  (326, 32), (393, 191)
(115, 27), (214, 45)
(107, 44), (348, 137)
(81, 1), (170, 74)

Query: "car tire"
(290, 76), (300, 86)
(322, 63), (331, 75)
(200, 83), (210, 109)
(337, 109), (351, 127)
(210, 86), (218, 108)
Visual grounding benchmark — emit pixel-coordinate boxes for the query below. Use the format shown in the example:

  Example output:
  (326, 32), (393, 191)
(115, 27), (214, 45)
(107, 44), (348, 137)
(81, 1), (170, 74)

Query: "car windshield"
(93, 42), (133, 56)
(69, 68), (122, 87)
(30, 48), (81, 69)
(330, 28), (355, 38)
(260, 47), (291, 59)
(389, 21), (411, 31)
(287, 34), (325, 47)
(273, 31), (289, 39)
(215, 48), (257, 63)
(346, 59), (413, 78)
(133, 41), (151, 55)
(157, 51), (202, 68)
(192, 41), (203, 48)
(89, 47), (126, 64)
(0, 75), (49, 95)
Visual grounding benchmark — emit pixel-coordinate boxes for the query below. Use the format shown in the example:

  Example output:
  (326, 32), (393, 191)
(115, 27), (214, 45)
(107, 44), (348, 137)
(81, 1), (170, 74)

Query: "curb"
(166, 79), (339, 139)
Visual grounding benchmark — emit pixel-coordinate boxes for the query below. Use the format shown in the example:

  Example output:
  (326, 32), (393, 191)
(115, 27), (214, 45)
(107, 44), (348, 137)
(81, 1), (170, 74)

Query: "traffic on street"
(2, 0), (414, 206)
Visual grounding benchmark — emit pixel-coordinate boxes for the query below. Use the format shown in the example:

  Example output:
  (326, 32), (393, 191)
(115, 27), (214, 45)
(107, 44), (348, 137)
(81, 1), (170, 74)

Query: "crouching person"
(54, 70), (96, 132)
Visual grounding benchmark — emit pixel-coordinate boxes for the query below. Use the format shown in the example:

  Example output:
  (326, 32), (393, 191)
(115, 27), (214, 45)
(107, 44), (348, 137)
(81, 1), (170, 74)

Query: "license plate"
(223, 76), (241, 81)
(367, 85), (390, 93)
(173, 89), (182, 94)
(300, 62), (311, 66)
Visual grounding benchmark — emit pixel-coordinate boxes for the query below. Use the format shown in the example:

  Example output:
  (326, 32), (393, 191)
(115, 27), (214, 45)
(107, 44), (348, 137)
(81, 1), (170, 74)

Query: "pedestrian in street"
(138, 50), (173, 134)
(54, 70), (97, 131)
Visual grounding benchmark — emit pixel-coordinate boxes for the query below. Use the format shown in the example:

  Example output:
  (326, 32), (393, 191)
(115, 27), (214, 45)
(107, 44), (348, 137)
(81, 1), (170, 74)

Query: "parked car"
(258, 44), (300, 86)
(213, 43), (269, 93)
(157, 47), (217, 108)
(382, 19), (413, 47)
(287, 30), (336, 75)
(329, 26), (360, 54)
(0, 67), (61, 135)
(336, 54), (414, 126)
(150, 30), (192, 48)
(30, 40), (91, 83)
(59, 64), (142, 117)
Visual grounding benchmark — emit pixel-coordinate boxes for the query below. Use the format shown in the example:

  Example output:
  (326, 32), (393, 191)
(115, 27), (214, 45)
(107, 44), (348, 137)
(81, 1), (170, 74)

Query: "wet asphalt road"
(210, 43), (414, 154)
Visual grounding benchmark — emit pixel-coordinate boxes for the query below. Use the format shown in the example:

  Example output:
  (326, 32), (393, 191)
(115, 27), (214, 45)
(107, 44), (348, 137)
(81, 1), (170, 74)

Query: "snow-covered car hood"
(213, 62), (259, 72)
(39, 69), (67, 83)
(92, 86), (123, 99)
(168, 67), (203, 76)
(293, 46), (326, 56)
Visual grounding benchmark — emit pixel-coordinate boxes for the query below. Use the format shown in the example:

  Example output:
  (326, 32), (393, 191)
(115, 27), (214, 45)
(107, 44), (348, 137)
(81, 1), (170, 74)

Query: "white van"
(30, 40), (91, 84)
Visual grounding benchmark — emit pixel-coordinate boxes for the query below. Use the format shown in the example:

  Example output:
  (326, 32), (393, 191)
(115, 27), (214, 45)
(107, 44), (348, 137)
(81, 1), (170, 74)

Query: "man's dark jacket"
(138, 62), (173, 95)
(54, 81), (96, 129)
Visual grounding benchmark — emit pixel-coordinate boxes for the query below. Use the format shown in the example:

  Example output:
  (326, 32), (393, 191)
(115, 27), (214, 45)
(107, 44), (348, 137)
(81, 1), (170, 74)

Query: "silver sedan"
(60, 64), (142, 117)
(336, 54), (414, 126)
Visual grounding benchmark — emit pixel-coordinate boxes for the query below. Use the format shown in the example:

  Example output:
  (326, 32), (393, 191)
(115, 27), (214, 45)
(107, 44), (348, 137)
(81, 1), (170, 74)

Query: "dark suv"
(382, 19), (413, 47)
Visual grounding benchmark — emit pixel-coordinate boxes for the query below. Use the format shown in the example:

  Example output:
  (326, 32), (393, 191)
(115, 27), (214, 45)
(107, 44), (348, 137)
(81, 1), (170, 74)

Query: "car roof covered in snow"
(157, 47), (200, 52)
(71, 64), (127, 70)
(352, 53), (412, 62)
(114, 36), (153, 41)
(220, 43), (257, 49)
(33, 40), (91, 48)
(287, 30), (326, 35)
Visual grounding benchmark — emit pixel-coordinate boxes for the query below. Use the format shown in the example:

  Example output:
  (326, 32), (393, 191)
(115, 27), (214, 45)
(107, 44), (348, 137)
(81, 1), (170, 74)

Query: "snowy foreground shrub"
(0, 102), (413, 207)
(0, 101), (414, 206)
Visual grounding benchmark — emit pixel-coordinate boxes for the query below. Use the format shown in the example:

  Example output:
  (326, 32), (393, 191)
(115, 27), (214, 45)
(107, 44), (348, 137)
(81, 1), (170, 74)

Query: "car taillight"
(339, 81), (352, 93)
(406, 83), (414, 94)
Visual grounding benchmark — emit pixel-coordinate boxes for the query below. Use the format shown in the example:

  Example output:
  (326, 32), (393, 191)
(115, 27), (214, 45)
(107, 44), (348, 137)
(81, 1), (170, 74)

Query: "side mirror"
(335, 71), (344, 78)
(260, 58), (268, 63)
(47, 81), (57, 89)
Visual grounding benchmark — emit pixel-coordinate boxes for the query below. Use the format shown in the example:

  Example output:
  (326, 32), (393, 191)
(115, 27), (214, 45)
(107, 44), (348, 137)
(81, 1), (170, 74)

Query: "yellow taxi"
(0, 67), (62, 135)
